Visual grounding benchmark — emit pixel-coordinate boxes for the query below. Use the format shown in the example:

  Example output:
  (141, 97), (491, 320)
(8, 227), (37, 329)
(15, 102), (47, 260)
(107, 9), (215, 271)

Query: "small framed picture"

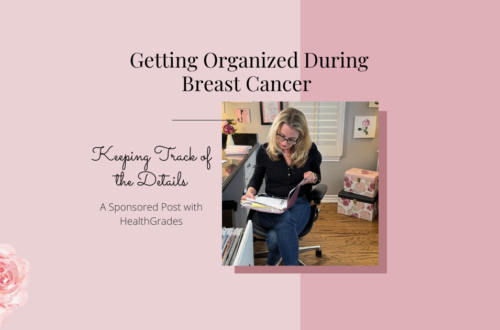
(260, 102), (283, 125)
(353, 116), (377, 138)
(235, 108), (251, 123)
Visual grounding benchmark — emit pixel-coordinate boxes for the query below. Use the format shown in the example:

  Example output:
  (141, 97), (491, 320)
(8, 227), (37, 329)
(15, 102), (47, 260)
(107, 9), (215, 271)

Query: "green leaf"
(358, 128), (362, 131)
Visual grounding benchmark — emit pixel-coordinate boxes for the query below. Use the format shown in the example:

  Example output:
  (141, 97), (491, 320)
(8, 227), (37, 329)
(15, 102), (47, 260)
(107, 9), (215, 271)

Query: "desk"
(222, 143), (259, 228)
(222, 144), (258, 192)
(222, 134), (263, 228)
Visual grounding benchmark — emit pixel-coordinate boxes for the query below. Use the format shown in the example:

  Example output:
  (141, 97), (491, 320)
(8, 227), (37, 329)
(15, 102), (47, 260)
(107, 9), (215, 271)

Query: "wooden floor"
(253, 203), (379, 266)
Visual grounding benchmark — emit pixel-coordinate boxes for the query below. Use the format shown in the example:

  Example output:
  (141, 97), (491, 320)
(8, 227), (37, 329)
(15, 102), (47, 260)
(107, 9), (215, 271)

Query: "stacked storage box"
(338, 168), (379, 221)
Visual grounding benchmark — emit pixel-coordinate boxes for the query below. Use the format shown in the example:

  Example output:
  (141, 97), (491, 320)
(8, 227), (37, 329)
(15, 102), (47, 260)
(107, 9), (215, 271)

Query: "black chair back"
(297, 204), (318, 238)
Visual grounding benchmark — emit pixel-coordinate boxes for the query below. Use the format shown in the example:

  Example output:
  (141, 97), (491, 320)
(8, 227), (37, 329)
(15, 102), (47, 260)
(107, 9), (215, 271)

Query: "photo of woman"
(222, 101), (379, 267)
(241, 108), (321, 266)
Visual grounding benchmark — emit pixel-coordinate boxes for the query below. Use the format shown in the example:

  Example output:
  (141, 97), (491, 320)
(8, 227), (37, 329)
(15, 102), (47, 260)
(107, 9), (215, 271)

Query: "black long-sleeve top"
(248, 142), (322, 198)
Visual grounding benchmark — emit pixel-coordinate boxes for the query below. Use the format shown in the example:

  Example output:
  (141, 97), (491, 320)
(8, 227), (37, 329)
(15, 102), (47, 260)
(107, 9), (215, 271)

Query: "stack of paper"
(222, 227), (245, 266)
(240, 178), (306, 214)
(240, 196), (288, 213)
(224, 145), (252, 155)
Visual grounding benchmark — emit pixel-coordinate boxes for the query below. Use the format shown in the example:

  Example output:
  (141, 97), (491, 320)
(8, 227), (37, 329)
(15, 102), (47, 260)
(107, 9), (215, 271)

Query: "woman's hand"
(242, 187), (257, 201)
(303, 171), (317, 185)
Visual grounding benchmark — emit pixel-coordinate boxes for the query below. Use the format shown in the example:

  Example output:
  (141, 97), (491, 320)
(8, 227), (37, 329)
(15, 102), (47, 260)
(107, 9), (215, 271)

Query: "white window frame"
(288, 101), (346, 162)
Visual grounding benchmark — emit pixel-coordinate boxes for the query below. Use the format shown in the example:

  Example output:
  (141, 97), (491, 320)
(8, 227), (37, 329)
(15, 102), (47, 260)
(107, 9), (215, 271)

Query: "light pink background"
(1, 1), (499, 329)
(1, 1), (302, 329)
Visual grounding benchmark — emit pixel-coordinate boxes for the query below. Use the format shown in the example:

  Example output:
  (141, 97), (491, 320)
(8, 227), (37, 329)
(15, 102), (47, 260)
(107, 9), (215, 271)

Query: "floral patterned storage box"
(337, 190), (378, 221)
(344, 168), (379, 198)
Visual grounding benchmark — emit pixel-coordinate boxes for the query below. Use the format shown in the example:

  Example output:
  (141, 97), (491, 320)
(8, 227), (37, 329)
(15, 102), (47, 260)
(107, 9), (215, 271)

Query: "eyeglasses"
(276, 133), (299, 145)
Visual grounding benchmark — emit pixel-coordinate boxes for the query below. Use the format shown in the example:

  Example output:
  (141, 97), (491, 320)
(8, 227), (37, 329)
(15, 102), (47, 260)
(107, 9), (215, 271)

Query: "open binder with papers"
(241, 178), (306, 214)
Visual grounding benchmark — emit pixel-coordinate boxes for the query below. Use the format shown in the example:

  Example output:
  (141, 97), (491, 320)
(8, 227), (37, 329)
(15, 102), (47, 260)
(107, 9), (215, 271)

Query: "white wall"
(222, 102), (272, 144)
(326, 102), (379, 200)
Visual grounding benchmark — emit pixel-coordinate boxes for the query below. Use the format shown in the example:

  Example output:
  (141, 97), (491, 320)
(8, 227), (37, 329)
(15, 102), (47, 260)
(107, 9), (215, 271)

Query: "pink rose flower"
(355, 182), (366, 193)
(367, 204), (373, 211)
(369, 182), (375, 190)
(362, 119), (370, 128)
(355, 202), (365, 210)
(352, 213), (359, 218)
(337, 206), (346, 214)
(341, 198), (350, 207)
(344, 177), (349, 183)
(223, 125), (234, 135)
(345, 181), (352, 188)
(360, 211), (371, 220)
(0, 244), (29, 326)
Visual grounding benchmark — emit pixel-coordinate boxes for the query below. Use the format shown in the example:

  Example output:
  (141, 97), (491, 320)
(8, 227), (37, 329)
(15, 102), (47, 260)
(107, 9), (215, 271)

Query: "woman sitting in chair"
(242, 108), (322, 266)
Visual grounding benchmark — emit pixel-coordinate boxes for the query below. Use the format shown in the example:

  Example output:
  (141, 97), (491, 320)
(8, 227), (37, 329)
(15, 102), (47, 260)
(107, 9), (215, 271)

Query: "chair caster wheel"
(316, 250), (322, 257)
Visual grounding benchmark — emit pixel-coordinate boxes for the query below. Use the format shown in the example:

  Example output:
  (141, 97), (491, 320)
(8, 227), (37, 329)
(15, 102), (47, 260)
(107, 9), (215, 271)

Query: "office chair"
(245, 183), (328, 266)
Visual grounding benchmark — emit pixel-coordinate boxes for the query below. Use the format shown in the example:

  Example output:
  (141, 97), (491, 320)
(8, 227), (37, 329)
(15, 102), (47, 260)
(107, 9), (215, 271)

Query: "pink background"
(1, 1), (499, 329)
(300, 1), (499, 329)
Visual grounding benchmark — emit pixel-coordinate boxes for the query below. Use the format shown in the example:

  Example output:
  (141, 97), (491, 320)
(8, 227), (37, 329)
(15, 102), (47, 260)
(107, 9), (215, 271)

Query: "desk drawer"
(244, 150), (257, 180)
(245, 162), (255, 179)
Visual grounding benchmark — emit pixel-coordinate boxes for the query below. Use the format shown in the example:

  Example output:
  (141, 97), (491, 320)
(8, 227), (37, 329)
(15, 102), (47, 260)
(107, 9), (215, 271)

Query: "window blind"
(288, 102), (345, 161)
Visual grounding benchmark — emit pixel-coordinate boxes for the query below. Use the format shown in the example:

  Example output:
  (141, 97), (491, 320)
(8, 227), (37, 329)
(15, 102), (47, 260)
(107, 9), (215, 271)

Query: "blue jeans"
(258, 196), (311, 266)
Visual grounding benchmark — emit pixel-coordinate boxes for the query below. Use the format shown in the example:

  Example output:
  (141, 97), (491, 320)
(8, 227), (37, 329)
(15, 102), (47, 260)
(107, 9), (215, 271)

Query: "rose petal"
(0, 296), (13, 304)
(0, 245), (16, 255)
(0, 244), (29, 324)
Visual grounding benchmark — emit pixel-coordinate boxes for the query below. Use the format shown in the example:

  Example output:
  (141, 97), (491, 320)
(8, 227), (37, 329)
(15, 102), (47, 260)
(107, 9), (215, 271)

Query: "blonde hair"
(266, 107), (312, 168)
